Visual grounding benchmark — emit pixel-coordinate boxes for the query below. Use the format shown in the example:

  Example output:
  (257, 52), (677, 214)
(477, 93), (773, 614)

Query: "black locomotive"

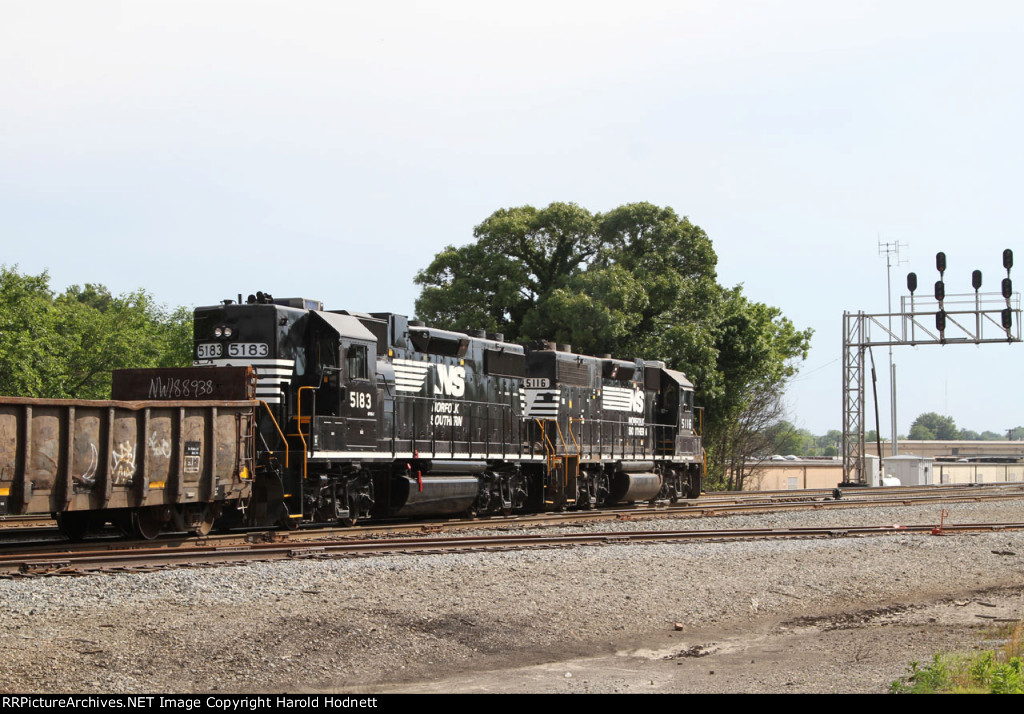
(192, 292), (704, 528)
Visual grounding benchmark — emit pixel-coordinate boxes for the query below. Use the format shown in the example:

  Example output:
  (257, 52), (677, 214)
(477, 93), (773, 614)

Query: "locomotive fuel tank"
(608, 461), (663, 503)
(388, 460), (486, 517)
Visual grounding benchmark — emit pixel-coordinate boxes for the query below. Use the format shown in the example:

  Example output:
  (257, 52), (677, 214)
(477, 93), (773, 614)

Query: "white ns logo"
(632, 390), (645, 413)
(435, 364), (466, 397)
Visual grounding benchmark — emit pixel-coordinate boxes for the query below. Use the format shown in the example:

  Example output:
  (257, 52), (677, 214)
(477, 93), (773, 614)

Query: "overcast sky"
(3, 1), (1022, 437)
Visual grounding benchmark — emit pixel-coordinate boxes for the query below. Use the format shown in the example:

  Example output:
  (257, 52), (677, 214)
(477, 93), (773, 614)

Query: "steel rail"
(2, 484), (1024, 554)
(3, 520), (1023, 578)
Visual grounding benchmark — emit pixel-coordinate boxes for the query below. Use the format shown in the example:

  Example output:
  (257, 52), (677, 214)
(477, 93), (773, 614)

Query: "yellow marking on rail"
(239, 467), (250, 480)
(148, 481), (165, 489)
(0, 488), (8, 496)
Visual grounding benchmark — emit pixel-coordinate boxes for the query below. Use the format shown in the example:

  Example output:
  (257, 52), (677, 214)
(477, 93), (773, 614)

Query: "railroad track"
(2, 482), (1023, 554)
(3, 515), (1022, 578)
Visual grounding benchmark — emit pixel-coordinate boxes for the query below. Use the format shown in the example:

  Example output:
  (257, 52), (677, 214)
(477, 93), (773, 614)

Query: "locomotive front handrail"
(293, 386), (316, 481)
(259, 400), (289, 468)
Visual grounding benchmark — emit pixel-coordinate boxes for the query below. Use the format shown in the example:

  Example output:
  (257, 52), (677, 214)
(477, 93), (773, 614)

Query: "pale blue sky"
(2, 1), (1022, 436)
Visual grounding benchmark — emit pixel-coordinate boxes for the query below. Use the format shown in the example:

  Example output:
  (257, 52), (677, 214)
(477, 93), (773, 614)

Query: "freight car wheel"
(132, 507), (164, 540)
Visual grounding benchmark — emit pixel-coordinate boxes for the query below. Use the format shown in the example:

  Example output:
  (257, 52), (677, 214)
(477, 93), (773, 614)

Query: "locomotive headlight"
(224, 327), (233, 337)
(214, 327), (223, 337)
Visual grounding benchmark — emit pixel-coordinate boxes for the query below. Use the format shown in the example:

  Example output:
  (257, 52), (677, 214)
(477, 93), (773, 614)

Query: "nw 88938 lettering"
(0, 291), (703, 539)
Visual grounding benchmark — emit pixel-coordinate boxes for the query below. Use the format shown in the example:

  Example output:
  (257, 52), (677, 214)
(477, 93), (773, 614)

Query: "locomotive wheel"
(132, 507), (164, 540)
(666, 481), (679, 504)
(577, 482), (595, 510)
(55, 512), (92, 541)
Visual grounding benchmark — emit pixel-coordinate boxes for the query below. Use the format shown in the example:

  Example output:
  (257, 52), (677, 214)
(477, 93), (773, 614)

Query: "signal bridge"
(842, 250), (1020, 486)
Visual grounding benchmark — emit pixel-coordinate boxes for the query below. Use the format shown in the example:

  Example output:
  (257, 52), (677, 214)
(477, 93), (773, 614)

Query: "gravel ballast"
(1, 498), (1023, 693)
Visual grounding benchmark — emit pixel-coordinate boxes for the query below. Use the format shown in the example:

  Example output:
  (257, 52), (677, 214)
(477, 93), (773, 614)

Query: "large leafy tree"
(908, 412), (959, 441)
(415, 203), (601, 339)
(0, 267), (64, 397)
(0, 266), (193, 399)
(415, 202), (812, 488)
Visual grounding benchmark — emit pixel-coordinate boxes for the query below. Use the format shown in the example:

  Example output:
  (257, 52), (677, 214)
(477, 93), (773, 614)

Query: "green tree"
(0, 266), (63, 396)
(908, 412), (959, 440)
(816, 429), (843, 457)
(415, 203), (601, 340)
(703, 291), (811, 487)
(0, 266), (193, 399)
(414, 202), (812, 488)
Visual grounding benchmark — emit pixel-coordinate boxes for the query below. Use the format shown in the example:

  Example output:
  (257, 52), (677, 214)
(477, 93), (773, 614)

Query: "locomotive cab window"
(315, 335), (341, 377)
(346, 344), (368, 381)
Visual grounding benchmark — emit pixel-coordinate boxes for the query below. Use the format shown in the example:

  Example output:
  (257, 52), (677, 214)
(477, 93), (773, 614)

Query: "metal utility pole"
(878, 240), (907, 455)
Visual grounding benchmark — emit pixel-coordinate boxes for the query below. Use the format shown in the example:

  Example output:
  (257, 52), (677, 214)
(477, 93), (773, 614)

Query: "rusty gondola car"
(0, 368), (256, 539)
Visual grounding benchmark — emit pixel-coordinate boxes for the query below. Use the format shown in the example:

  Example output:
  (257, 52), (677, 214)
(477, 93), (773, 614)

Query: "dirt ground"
(372, 587), (1024, 694)
(4, 503), (1023, 694)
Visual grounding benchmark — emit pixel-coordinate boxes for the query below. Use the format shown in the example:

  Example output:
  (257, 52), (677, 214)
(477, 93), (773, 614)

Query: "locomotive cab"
(644, 362), (695, 453)
(654, 366), (700, 457)
(305, 311), (379, 451)
(645, 361), (703, 499)
(193, 296), (382, 526)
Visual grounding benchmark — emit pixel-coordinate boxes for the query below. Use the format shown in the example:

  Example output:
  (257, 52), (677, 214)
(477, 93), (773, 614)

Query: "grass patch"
(890, 621), (1024, 693)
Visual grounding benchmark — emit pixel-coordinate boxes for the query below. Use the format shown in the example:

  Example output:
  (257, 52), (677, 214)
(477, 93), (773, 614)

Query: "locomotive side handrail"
(392, 392), (523, 458)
